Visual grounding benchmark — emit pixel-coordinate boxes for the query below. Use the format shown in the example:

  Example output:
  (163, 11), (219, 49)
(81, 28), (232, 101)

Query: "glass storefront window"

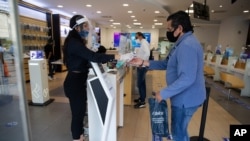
(0, 0), (32, 140)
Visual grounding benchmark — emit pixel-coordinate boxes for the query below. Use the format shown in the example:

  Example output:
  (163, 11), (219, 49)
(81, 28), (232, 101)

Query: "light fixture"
(131, 15), (135, 18)
(154, 19), (158, 22)
(113, 23), (121, 25)
(154, 11), (160, 14)
(243, 10), (249, 13)
(128, 11), (133, 13)
(185, 9), (194, 13)
(133, 23), (141, 25)
(57, 5), (63, 8)
(109, 19), (114, 22)
(133, 19), (137, 22)
(96, 11), (102, 14)
(72, 11), (77, 14)
(154, 23), (163, 25)
(86, 4), (92, 7)
(123, 4), (129, 7)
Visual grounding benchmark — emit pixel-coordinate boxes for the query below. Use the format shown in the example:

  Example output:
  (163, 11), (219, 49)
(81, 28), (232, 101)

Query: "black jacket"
(63, 30), (114, 72)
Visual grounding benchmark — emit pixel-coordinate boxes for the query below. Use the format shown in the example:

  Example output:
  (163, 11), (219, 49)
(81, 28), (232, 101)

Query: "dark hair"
(69, 15), (84, 28)
(136, 32), (145, 39)
(167, 11), (194, 33)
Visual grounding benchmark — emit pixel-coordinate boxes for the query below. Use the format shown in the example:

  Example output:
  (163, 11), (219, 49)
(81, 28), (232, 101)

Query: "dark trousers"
(137, 67), (148, 102)
(48, 59), (56, 77)
(63, 72), (88, 139)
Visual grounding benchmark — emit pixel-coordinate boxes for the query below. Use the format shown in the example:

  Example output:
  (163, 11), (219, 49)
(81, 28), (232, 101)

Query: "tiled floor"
(1, 68), (250, 141)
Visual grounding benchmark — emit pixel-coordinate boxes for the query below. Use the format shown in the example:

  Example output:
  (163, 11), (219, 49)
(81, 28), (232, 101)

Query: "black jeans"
(63, 71), (88, 139)
(137, 67), (148, 102)
(48, 59), (56, 78)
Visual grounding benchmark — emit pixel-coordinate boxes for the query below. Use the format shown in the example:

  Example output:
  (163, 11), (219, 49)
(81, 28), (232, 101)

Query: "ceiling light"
(140, 27), (143, 29)
(72, 11), (77, 14)
(154, 23), (163, 25)
(133, 19), (137, 22)
(190, 4), (193, 8)
(154, 19), (158, 22)
(109, 19), (114, 22)
(86, 4), (92, 7)
(128, 11), (133, 13)
(96, 11), (102, 14)
(152, 25), (155, 29)
(131, 15), (135, 18)
(211, 10), (215, 13)
(57, 5), (63, 8)
(219, 5), (223, 8)
(243, 10), (249, 13)
(123, 4), (129, 7)
(110, 25), (114, 27)
(113, 23), (121, 25)
(154, 11), (160, 14)
(133, 23), (141, 25)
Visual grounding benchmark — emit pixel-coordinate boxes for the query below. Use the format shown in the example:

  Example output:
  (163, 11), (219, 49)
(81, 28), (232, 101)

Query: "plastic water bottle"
(152, 134), (163, 141)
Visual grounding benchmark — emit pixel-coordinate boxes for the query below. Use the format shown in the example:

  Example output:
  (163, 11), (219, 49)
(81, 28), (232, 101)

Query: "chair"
(219, 72), (245, 99)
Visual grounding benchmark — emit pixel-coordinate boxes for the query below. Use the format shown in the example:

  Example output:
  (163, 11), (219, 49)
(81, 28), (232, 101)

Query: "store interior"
(0, 0), (250, 141)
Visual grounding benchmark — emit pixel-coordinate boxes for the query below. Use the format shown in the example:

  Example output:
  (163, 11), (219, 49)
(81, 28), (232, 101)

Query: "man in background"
(44, 39), (55, 80)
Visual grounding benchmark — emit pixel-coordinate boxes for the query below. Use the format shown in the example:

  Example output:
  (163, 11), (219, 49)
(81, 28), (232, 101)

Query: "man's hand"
(128, 57), (143, 66)
(155, 91), (163, 102)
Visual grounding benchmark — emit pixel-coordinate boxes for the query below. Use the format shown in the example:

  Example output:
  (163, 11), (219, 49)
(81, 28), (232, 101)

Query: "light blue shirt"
(149, 31), (206, 108)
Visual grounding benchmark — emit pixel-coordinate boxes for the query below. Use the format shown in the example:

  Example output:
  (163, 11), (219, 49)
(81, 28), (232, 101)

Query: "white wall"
(218, 16), (249, 56)
(100, 28), (159, 49)
(0, 13), (10, 38)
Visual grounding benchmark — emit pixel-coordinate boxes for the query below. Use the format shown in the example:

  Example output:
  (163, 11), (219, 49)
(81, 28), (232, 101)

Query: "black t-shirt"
(44, 44), (54, 60)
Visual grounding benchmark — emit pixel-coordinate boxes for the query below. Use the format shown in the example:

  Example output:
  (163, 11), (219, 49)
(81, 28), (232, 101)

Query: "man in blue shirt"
(129, 11), (206, 141)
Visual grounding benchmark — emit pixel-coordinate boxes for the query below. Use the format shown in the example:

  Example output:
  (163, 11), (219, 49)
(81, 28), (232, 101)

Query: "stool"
(203, 66), (215, 77)
(219, 72), (244, 100)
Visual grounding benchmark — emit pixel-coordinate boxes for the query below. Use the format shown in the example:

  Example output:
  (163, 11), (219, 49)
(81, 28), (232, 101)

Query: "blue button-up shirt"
(149, 31), (206, 108)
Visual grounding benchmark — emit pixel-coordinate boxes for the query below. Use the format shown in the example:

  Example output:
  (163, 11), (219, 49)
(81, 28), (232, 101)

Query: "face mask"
(166, 28), (180, 42)
(79, 30), (89, 38)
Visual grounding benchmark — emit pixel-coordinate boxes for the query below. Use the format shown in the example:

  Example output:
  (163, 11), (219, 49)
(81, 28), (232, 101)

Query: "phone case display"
(20, 16), (50, 53)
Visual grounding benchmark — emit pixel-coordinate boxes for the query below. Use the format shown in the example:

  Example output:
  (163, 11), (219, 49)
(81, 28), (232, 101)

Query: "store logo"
(230, 125), (250, 141)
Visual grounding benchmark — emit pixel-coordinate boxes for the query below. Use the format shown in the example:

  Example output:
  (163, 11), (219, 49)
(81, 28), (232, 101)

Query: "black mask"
(166, 29), (180, 42)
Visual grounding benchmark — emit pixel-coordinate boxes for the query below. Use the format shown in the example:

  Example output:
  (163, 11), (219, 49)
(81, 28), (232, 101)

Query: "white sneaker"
(48, 76), (53, 80)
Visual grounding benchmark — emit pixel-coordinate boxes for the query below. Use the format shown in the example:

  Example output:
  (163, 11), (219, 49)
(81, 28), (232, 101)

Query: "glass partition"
(0, 0), (32, 140)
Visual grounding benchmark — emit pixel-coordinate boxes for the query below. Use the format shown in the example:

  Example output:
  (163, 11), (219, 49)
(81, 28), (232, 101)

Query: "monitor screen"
(193, 1), (210, 21)
(90, 78), (108, 124)
(30, 50), (44, 60)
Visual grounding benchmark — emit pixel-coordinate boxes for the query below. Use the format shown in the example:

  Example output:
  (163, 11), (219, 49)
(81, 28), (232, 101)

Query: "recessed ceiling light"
(123, 4), (129, 7)
(154, 19), (158, 22)
(110, 25), (114, 27)
(113, 23), (121, 25)
(219, 5), (223, 8)
(133, 23), (141, 25)
(128, 11), (133, 13)
(133, 19), (137, 22)
(140, 27), (143, 29)
(211, 10), (215, 13)
(109, 19), (114, 22)
(154, 11), (160, 14)
(72, 11), (77, 14)
(154, 23), (163, 25)
(243, 10), (249, 13)
(57, 5), (63, 8)
(96, 11), (102, 14)
(86, 4), (92, 7)
(131, 15), (135, 18)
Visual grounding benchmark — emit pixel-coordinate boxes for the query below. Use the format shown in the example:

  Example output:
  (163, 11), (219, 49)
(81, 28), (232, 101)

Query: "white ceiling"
(21, 0), (250, 29)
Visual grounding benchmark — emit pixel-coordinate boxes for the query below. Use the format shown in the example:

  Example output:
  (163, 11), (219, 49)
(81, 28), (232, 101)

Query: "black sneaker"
(134, 102), (146, 109)
(134, 98), (141, 103)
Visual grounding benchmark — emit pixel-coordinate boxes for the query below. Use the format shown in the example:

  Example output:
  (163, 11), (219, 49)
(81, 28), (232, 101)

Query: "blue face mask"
(79, 30), (89, 38)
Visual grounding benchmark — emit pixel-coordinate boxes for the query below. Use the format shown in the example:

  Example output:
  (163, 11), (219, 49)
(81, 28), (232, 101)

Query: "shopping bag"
(148, 97), (170, 137)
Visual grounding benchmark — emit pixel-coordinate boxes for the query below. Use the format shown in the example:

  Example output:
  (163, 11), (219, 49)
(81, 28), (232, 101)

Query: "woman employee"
(63, 15), (119, 141)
